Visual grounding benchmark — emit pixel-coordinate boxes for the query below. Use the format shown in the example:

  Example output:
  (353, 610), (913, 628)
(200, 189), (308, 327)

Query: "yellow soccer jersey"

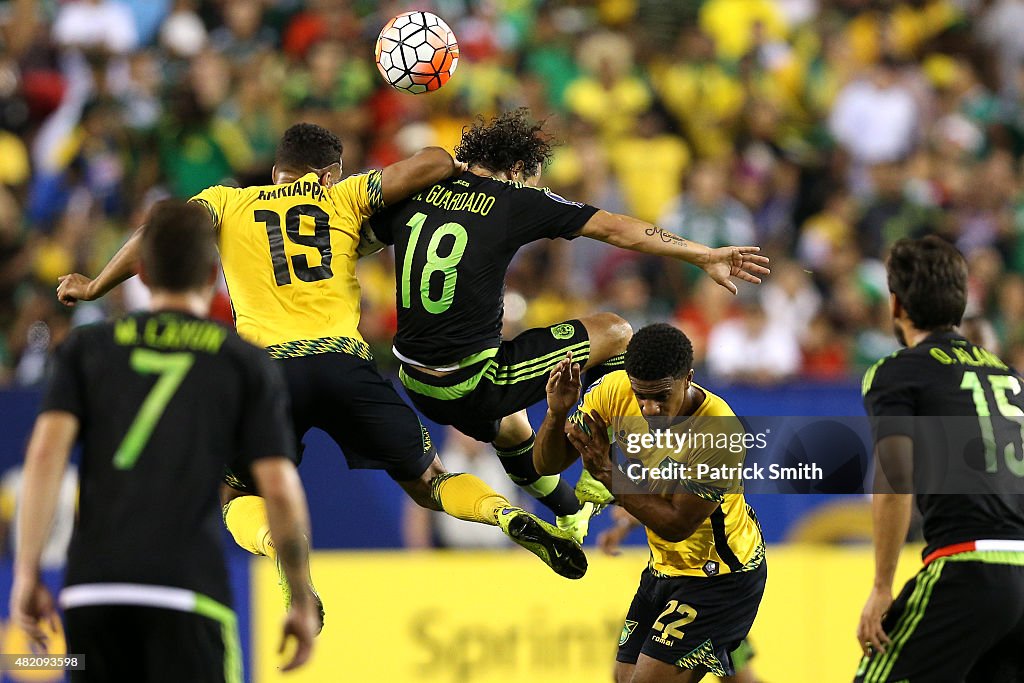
(190, 171), (383, 353)
(572, 371), (765, 578)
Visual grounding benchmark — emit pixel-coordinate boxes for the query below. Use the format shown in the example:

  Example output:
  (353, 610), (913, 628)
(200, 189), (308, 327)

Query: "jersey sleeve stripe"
(862, 354), (892, 396)
(367, 169), (384, 212)
(709, 507), (745, 572)
(189, 198), (220, 229)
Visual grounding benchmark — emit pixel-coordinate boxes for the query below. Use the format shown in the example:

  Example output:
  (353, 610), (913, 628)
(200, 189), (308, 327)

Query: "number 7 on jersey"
(112, 349), (195, 470)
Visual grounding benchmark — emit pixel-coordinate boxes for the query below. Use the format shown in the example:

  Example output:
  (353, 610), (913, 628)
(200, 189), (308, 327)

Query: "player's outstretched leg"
(397, 457), (588, 579)
(220, 487), (324, 632)
(493, 411), (598, 543)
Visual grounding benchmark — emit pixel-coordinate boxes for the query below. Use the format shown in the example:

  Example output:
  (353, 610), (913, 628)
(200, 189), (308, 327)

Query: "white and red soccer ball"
(375, 11), (459, 94)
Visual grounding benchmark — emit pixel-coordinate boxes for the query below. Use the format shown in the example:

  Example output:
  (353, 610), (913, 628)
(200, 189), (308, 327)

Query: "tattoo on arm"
(645, 226), (688, 247)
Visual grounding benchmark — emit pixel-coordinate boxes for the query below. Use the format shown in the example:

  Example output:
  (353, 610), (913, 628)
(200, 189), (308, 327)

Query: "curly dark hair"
(624, 323), (694, 380)
(275, 122), (343, 170)
(887, 235), (967, 331)
(454, 108), (553, 175)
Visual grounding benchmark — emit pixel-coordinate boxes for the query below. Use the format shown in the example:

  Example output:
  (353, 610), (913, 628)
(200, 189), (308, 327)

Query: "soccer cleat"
(557, 501), (600, 544)
(575, 469), (615, 508)
(496, 506), (588, 579)
(276, 555), (325, 635)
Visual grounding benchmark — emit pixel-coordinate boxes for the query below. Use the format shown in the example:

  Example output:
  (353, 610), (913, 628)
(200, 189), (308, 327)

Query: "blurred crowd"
(3, 0), (1024, 388)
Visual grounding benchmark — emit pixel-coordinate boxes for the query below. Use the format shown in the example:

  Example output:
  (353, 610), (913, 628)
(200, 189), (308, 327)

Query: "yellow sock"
(430, 473), (511, 525)
(223, 495), (276, 559)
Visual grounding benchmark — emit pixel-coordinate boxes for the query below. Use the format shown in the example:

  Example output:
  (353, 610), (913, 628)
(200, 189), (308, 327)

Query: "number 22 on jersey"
(400, 212), (468, 314)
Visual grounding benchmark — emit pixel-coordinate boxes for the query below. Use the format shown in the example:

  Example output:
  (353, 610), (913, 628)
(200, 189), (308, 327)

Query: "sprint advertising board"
(252, 547), (923, 683)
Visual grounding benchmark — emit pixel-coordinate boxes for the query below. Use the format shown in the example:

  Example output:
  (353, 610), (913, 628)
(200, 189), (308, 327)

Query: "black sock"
(583, 353), (625, 388)
(495, 433), (582, 516)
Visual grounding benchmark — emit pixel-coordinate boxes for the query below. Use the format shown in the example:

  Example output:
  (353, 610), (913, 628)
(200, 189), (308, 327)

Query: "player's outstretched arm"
(568, 411), (718, 542)
(56, 225), (145, 306)
(10, 411), (78, 649)
(379, 146), (464, 206)
(535, 353), (583, 475)
(252, 458), (317, 671)
(578, 211), (770, 295)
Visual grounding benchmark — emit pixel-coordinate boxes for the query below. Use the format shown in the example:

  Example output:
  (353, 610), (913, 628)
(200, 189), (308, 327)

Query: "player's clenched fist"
(56, 273), (95, 306)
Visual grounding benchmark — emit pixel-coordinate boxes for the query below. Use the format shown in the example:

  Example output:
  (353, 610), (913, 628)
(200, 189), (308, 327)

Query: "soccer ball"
(374, 11), (459, 94)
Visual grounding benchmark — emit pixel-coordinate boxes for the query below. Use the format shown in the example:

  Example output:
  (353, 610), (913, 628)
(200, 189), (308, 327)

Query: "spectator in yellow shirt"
(564, 32), (651, 144)
(609, 109), (691, 224)
(699, 0), (788, 62)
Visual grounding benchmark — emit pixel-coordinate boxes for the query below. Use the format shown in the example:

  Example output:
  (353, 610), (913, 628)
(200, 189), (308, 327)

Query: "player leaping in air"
(365, 109), (769, 542)
(55, 124), (590, 626)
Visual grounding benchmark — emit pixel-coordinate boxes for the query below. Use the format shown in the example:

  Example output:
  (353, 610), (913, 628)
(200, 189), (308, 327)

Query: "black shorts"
(398, 320), (591, 443)
(65, 604), (240, 683)
(224, 351), (436, 491)
(616, 560), (767, 677)
(854, 555), (1024, 683)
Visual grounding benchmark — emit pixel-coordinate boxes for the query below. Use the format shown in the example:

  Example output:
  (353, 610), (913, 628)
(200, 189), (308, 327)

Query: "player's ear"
(510, 160), (525, 181)
(270, 164), (277, 183)
(319, 162), (342, 187)
(138, 261), (150, 287)
(527, 163), (543, 187)
(890, 292), (901, 320)
(206, 263), (218, 287)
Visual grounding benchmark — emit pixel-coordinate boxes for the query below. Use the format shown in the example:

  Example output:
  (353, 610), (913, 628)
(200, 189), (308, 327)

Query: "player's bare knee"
(494, 411), (533, 448)
(582, 312), (632, 363)
(606, 313), (634, 351)
(397, 456), (446, 511)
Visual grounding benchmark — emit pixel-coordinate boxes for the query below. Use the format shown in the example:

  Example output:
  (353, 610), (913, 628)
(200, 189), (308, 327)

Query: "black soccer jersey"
(42, 311), (295, 605)
(369, 171), (599, 367)
(863, 331), (1024, 557)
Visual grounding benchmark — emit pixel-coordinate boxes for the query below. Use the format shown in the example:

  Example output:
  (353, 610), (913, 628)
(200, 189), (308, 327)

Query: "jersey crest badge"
(620, 620), (639, 646)
(551, 323), (575, 340)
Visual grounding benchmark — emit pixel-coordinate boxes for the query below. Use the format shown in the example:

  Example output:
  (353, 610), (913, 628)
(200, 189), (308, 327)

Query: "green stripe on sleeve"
(862, 352), (898, 397)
